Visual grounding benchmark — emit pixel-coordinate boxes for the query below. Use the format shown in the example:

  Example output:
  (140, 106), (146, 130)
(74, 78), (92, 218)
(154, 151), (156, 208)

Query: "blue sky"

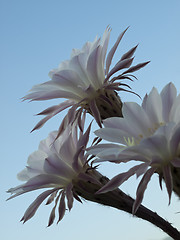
(1, 0), (180, 239)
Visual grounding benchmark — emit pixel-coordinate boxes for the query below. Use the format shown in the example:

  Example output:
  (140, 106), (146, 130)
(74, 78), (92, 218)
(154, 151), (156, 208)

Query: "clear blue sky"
(1, 1), (180, 239)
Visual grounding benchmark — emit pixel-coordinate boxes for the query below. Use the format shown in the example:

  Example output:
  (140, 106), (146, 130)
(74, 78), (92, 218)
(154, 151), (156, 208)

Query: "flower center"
(124, 137), (137, 146)
(81, 88), (123, 120)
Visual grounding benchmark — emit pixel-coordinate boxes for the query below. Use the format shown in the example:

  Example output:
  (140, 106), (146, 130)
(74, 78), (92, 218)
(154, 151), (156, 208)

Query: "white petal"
(17, 168), (31, 181)
(103, 117), (123, 128)
(142, 87), (163, 124)
(122, 102), (152, 137)
(95, 127), (131, 145)
(87, 45), (104, 89)
(169, 94), (180, 123)
(160, 82), (177, 122)
(170, 124), (180, 156)
(27, 150), (47, 168)
(101, 27), (111, 65)
(44, 154), (74, 178)
(52, 69), (87, 96)
(23, 174), (67, 191)
(139, 134), (168, 159)
(133, 168), (155, 214)
(86, 143), (121, 156)
(106, 28), (128, 74)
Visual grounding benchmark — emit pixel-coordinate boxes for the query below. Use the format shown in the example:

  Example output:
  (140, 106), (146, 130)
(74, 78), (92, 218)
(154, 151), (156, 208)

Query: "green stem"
(73, 172), (180, 240)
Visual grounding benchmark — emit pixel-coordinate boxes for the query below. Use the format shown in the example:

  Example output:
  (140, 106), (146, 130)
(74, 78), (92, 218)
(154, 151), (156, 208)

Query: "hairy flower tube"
(23, 27), (149, 135)
(87, 82), (180, 213)
(7, 123), (105, 226)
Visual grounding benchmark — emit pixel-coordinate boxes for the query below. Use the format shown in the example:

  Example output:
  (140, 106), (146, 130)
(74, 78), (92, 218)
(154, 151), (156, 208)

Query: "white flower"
(23, 27), (149, 133)
(87, 82), (180, 213)
(7, 124), (100, 226)
(89, 82), (180, 160)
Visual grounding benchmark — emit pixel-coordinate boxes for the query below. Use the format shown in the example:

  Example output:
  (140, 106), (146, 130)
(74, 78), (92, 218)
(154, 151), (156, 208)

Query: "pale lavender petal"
(66, 183), (74, 211)
(80, 110), (86, 133)
(38, 133), (57, 154)
(110, 73), (135, 82)
(170, 125), (180, 156)
(142, 93), (148, 111)
(47, 192), (61, 227)
(120, 45), (138, 61)
(24, 89), (81, 102)
(46, 191), (58, 205)
(77, 108), (84, 132)
(139, 134), (168, 159)
(72, 145), (84, 171)
(55, 115), (68, 140)
(87, 45), (104, 88)
(118, 142), (152, 159)
(163, 165), (173, 204)
(17, 168), (32, 181)
(86, 143), (121, 156)
(7, 184), (28, 200)
(103, 111), (148, 141)
(52, 70), (80, 87)
(69, 54), (89, 85)
(19, 150), (47, 179)
(58, 135), (76, 164)
(122, 102), (152, 137)
(95, 127), (131, 144)
(77, 122), (92, 149)
(31, 115), (53, 132)
(106, 86), (140, 99)
(71, 123), (78, 147)
(116, 152), (149, 163)
(122, 61), (150, 75)
(37, 105), (63, 116)
(103, 117), (123, 128)
(169, 94), (180, 122)
(101, 27), (111, 64)
(44, 154), (73, 177)
(96, 164), (146, 194)
(135, 163), (150, 178)
(133, 167), (155, 214)
(143, 87), (163, 124)
(160, 82), (177, 122)
(21, 188), (57, 223)
(37, 100), (74, 115)
(106, 27), (128, 74)
(76, 109), (86, 136)
(67, 104), (78, 124)
(94, 146), (126, 161)
(23, 174), (67, 191)
(89, 100), (102, 127)
(106, 58), (134, 80)
(155, 122), (174, 140)
(57, 191), (66, 223)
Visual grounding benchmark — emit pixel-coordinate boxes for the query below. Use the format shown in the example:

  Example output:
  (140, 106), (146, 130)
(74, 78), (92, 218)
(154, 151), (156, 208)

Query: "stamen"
(124, 137), (136, 146)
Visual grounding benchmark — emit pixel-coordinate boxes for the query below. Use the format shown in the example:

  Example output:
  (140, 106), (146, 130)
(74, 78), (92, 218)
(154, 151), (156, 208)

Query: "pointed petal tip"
(125, 26), (130, 31)
(20, 216), (25, 223)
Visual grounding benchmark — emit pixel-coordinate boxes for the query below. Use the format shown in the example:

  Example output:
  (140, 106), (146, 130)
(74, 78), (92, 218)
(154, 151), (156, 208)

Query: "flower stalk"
(73, 170), (180, 240)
